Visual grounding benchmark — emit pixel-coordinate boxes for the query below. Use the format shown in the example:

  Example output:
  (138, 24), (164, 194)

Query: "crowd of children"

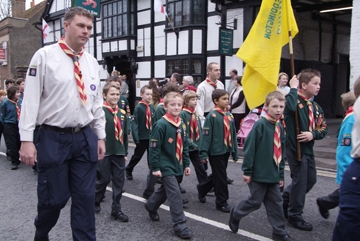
(7, 66), (359, 240)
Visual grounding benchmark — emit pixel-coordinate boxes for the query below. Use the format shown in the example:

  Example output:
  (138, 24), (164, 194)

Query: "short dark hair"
(102, 82), (120, 95)
(299, 68), (321, 86)
(5, 79), (15, 87)
(161, 82), (179, 97)
(171, 73), (182, 83)
(64, 7), (93, 23)
(106, 75), (122, 86)
(231, 69), (238, 75)
(265, 91), (286, 106)
(212, 89), (228, 104)
(235, 76), (242, 85)
(15, 78), (25, 85)
(140, 85), (152, 94)
(7, 85), (19, 101)
(207, 62), (218, 72)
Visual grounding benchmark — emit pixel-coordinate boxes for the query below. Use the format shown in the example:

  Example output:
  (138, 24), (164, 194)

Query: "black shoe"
(11, 163), (19, 170)
(227, 178), (234, 184)
(228, 207), (240, 233)
(216, 205), (231, 213)
(100, 195), (105, 202)
(283, 202), (289, 220)
(287, 218), (313, 231)
(179, 185), (186, 193)
(142, 192), (151, 200)
(198, 194), (206, 203)
(125, 168), (133, 180)
(272, 233), (297, 241)
(208, 188), (214, 193)
(316, 198), (330, 219)
(156, 177), (163, 184)
(182, 198), (189, 205)
(111, 211), (129, 222)
(94, 202), (101, 213)
(32, 164), (38, 173)
(175, 227), (193, 239)
(144, 203), (160, 221)
(34, 231), (49, 241)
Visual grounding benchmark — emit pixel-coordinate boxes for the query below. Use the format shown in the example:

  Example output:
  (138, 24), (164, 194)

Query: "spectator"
(228, 76), (246, 133)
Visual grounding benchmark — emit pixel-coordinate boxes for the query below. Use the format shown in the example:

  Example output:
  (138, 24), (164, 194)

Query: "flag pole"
(286, 0), (301, 161)
(166, 15), (177, 36)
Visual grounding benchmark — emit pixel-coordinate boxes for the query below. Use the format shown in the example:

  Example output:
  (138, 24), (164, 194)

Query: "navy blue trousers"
(333, 159), (360, 241)
(34, 126), (98, 241)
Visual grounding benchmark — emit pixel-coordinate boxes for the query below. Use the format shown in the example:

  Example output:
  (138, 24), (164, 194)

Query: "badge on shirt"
(212, 113), (216, 117)
(298, 103), (303, 108)
(150, 139), (158, 148)
(90, 84), (96, 91)
(203, 128), (209, 136)
(168, 138), (173, 143)
(182, 124), (186, 132)
(341, 137), (351, 146)
(29, 68), (37, 77)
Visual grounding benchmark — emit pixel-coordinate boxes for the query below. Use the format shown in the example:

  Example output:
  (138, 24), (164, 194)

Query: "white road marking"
(106, 187), (272, 241)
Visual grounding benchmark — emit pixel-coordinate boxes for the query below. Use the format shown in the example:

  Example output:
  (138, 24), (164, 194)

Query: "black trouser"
(318, 188), (339, 210)
(3, 123), (20, 165)
(197, 153), (230, 207)
(126, 139), (149, 172)
(189, 150), (208, 184)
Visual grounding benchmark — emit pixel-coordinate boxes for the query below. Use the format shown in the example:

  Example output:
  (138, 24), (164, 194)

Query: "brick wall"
(11, 0), (26, 18)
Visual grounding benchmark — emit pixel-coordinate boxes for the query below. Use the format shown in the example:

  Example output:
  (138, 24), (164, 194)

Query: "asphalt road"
(0, 143), (339, 241)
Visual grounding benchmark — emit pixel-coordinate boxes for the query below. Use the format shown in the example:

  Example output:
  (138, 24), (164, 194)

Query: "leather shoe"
(287, 218), (313, 231)
(228, 207), (240, 233)
(179, 185), (186, 193)
(125, 168), (133, 180)
(11, 163), (19, 170)
(175, 227), (193, 239)
(198, 193), (206, 203)
(34, 231), (49, 241)
(216, 205), (231, 213)
(111, 211), (129, 222)
(142, 192), (151, 200)
(227, 178), (234, 184)
(283, 202), (289, 220)
(272, 233), (297, 241)
(94, 202), (101, 213)
(316, 198), (329, 219)
(144, 203), (160, 221)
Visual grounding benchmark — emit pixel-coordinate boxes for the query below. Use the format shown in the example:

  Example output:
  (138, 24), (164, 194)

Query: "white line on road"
(106, 187), (272, 241)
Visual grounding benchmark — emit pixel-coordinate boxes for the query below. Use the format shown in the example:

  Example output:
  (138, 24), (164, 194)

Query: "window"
(166, 0), (205, 27)
(102, 0), (135, 39)
(166, 58), (203, 86)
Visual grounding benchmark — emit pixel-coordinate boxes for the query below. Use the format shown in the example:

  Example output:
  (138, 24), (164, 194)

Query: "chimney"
(11, 0), (26, 18)
(31, 0), (35, 8)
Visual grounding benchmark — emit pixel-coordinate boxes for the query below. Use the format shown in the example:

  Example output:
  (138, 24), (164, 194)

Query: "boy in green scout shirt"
(95, 83), (129, 222)
(198, 89), (238, 212)
(152, 82), (180, 123)
(107, 76), (131, 116)
(228, 91), (296, 241)
(145, 92), (193, 240)
(125, 85), (154, 180)
(282, 69), (328, 231)
(180, 90), (208, 184)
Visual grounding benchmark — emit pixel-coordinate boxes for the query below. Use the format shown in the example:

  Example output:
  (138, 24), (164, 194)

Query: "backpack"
(237, 112), (260, 148)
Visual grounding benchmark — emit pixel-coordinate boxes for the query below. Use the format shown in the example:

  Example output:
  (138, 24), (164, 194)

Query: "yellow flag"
(236, 0), (298, 109)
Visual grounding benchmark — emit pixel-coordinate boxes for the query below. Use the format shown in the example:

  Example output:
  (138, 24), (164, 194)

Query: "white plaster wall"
(155, 60), (166, 78)
(137, 61), (151, 79)
(192, 30), (202, 54)
(49, 0), (65, 13)
(144, 27), (151, 56)
(207, 16), (221, 51)
(178, 30), (189, 55)
(154, 25), (166, 56)
(138, 10), (150, 26)
(137, 28), (144, 57)
(167, 32), (177, 55)
(138, 0), (150, 11)
(350, 0), (360, 88)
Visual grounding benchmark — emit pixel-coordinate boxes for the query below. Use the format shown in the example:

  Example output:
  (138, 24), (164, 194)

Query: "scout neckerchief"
(264, 114), (282, 166)
(298, 91), (315, 132)
(103, 101), (123, 143)
(139, 100), (152, 130)
(158, 98), (164, 106)
(206, 78), (217, 90)
(213, 106), (232, 147)
(183, 106), (200, 141)
(58, 37), (87, 106)
(345, 106), (354, 117)
(8, 99), (20, 120)
(162, 113), (183, 164)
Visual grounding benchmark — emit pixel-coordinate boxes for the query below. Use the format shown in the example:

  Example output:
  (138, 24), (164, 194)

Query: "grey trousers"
(233, 181), (287, 236)
(146, 175), (187, 231)
(282, 149), (317, 219)
(95, 155), (125, 214)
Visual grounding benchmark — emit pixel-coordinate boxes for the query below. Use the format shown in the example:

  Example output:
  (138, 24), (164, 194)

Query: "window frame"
(166, 0), (205, 28)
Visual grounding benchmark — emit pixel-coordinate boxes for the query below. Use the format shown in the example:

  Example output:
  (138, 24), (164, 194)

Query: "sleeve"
(199, 115), (212, 160)
(152, 107), (165, 123)
(279, 125), (286, 180)
(230, 91), (245, 110)
(242, 123), (260, 177)
(284, 88), (298, 115)
(149, 122), (163, 172)
(336, 118), (354, 183)
(19, 49), (45, 141)
(91, 64), (106, 139)
(180, 111), (197, 151)
(312, 103), (328, 140)
(123, 113), (129, 156)
(131, 106), (140, 143)
(230, 114), (239, 160)
(182, 125), (190, 168)
(0, 102), (5, 124)
(195, 86), (205, 124)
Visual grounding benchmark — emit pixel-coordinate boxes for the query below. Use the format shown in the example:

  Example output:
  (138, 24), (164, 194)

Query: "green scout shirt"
(149, 117), (190, 177)
(104, 107), (128, 156)
(199, 110), (239, 160)
(284, 88), (328, 155)
(131, 103), (155, 143)
(242, 117), (286, 183)
(152, 104), (166, 124)
(180, 110), (202, 151)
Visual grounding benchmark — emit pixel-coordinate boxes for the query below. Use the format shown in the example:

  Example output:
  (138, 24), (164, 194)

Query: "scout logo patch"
(168, 138), (173, 143)
(29, 68), (37, 76)
(90, 84), (96, 91)
(212, 113), (216, 117)
(341, 137), (351, 146)
(203, 128), (209, 136)
(150, 139), (158, 148)
(298, 103), (303, 108)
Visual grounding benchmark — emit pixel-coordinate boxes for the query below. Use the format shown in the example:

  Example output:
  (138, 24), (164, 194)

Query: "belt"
(41, 124), (85, 133)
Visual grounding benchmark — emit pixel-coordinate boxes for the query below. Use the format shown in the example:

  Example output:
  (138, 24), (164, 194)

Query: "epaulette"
(120, 109), (126, 114)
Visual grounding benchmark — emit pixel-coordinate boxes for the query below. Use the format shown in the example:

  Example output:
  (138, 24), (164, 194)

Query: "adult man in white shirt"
(19, 7), (105, 241)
